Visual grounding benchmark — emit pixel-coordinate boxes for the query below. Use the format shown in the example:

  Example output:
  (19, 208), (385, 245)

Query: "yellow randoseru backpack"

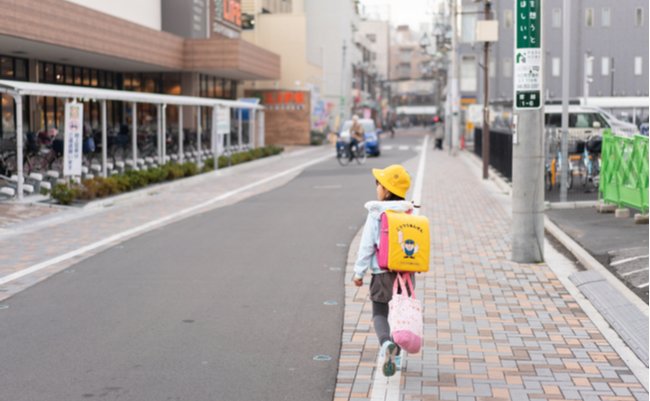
(377, 210), (430, 273)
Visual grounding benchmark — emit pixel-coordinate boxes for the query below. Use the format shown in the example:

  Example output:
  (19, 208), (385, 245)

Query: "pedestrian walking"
(352, 164), (415, 377)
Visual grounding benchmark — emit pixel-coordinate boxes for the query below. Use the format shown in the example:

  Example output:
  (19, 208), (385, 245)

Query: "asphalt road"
(546, 207), (649, 302)
(0, 132), (422, 401)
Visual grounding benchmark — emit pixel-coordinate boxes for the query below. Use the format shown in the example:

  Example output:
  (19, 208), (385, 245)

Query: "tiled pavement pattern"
(0, 147), (328, 302)
(336, 146), (648, 401)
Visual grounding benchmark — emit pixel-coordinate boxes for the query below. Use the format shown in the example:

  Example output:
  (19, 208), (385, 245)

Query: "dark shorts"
(369, 272), (416, 304)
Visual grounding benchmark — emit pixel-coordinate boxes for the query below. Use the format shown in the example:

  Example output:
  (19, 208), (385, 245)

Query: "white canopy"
(0, 80), (265, 200)
(0, 80), (264, 110)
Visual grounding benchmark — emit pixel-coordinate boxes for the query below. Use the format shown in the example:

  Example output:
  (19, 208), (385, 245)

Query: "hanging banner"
(63, 102), (83, 177)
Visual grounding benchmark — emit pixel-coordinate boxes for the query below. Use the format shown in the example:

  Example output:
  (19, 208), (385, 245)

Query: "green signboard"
(514, 0), (542, 109)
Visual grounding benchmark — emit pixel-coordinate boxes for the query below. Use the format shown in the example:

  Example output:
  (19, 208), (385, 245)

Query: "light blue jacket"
(353, 200), (413, 279)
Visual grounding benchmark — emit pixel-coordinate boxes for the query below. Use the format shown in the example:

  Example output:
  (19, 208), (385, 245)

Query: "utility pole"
(560, 0), (570, 203)
(340, 41), (347, 126)
(481, 0), (492, 179)
(449, 0), (460, 155)
(512, 0), (544, 263)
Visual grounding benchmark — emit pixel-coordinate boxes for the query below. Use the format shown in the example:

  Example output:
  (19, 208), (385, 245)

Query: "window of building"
(552, 57), (561, 77)
(636, 8), (644, 26)
(601, 57), (610, 76)
(552, 8), (562, 28)
(602, 8), (611, 27)
(585, 8), (594, 27)
(504, 10), (513, 29)
(503, 58), (512, 78)
(585, 56), (593, 76)
(634, 57), (643, 75)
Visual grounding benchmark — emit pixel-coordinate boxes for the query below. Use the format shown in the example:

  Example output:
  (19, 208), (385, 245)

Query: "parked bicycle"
(27, 128), (64, 173)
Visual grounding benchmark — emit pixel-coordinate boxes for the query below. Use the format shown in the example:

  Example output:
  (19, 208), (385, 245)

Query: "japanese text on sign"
(63, 102), (83, 176)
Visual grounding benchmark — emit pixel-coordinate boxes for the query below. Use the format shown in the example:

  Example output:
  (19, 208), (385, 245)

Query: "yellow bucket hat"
(372, 164), (411, 199)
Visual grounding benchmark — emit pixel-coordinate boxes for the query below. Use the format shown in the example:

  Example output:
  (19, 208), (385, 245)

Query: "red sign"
(223, 0), (241, 26)
(263, 91), (306, 106)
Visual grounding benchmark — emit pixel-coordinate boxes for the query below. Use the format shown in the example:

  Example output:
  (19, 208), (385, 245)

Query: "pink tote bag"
(388, 273), (423, 354)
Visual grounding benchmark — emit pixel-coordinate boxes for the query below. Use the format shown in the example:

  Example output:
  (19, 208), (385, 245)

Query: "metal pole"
(196, 107), (202, 167)
(131, 102), (137, 170)
(482, 0), (491, 179)
(340, 41), (347, 124)
(15, 95), (23, 200)
(179, 106), (184, 163)
(101, 100), (107, 177)
(560, 0), (570, 203)
(237, 108), (243, 150)
(258, 110), (265, 148)
(211, 106), (219, 169)
(156, 104), (162, 163)
(249, 109), (256, 148)
(162, 104), (167, 164)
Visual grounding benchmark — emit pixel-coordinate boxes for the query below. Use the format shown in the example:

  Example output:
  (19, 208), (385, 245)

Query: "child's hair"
(376, 180), (405, 201)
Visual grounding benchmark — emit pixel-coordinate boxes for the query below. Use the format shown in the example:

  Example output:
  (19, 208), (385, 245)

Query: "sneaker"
(394, 354), (402, 371)
(380, 341), (398, 377)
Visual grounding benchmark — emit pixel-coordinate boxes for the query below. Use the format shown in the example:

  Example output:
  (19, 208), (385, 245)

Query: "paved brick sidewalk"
(0, 147), (330, 301)
(336, 146), (648, 401)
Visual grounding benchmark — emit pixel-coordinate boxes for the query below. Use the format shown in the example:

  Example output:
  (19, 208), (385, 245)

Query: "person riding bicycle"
(348, 115), (365, 161)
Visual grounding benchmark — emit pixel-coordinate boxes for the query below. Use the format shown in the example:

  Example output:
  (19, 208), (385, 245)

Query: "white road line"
(621, 267), (650, 277)
(398, 145), (409, 151)
(370, 135), (429, 401)
(382, 145), (394, 150)
(611, 255), (649, 267)
(0, 153), (333, 287)
(637, 282), (649, 289)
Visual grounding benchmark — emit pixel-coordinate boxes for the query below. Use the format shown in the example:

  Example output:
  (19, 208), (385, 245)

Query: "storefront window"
(65, 66), (73, 84)
(1, 57), (13, 78)
(55, 65), (64, 83)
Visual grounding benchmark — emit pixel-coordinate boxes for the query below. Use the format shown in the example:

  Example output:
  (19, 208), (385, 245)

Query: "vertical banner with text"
(63, 102), (83, 177)
(514, 0), (543, 109)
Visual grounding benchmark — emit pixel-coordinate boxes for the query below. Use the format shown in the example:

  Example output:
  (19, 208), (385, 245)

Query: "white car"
(544, 105), (638, 139)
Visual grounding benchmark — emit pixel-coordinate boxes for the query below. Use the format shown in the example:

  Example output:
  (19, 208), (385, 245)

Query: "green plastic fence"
(600, 130), (649, 213)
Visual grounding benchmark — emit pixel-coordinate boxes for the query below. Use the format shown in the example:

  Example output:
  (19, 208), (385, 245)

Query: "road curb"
(81, 145), (329, 211)
(465, 150), (648, 314)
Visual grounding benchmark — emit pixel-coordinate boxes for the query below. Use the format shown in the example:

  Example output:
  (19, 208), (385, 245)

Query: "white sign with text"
(63, 102), (83, 177)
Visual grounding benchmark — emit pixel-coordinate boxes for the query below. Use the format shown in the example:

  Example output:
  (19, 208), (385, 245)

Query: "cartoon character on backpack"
(398, 230), (418, 259)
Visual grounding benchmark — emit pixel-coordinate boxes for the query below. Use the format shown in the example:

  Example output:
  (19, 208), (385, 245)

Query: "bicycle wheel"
(2, 153), (32, 177)
(336, 144), (350, 166)
(355, 143), (367, 164)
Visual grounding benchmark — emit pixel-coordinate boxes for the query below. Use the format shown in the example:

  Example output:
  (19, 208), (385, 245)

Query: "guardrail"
(600, 130), (649, 213)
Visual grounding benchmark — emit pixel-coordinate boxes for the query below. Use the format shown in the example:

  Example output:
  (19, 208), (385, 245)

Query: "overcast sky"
(358, 0), (441, 30)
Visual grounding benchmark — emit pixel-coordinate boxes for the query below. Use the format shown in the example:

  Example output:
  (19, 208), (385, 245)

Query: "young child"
(352, 164), (414, 377)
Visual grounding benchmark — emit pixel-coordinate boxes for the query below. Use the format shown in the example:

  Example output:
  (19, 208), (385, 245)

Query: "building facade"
(458, 0), (649, 106)
(0, 0), (280, 138)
